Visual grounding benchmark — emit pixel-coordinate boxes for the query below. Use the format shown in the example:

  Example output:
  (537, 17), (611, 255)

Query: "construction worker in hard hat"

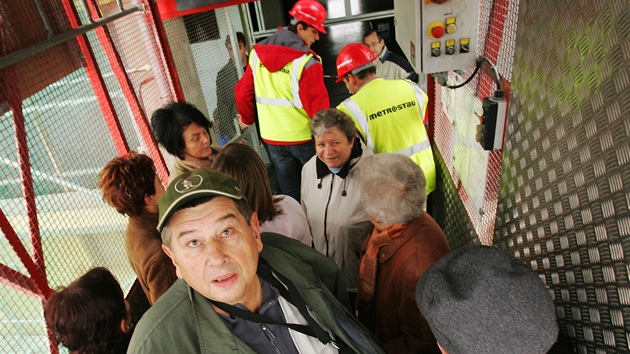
(235, 0), (329, 203)
(335, 43), (436, 195)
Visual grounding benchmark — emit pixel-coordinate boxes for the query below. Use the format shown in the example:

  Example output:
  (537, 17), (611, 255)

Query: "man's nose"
(205, 240), (227, 266)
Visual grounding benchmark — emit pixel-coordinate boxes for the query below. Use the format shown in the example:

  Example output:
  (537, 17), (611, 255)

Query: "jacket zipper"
(260, 323), (282, 354)
(323, 175), (334, 257)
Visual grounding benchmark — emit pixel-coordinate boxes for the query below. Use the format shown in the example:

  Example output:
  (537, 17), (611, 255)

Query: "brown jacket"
(357, 212), (450, 353)
(125, 213), (178, 304)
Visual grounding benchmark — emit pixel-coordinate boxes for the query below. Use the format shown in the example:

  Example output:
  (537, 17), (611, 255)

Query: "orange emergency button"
(428, 21), (446, 39)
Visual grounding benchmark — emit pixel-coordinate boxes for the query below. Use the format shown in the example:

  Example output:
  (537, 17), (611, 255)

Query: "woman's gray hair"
(311, 108), (358, 140)
(359, 153), (427, 225)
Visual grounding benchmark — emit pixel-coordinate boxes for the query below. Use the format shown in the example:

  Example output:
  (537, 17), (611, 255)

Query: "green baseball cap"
(157, 168), (246, 232)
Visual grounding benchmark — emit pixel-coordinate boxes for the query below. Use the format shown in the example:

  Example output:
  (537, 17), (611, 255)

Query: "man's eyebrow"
(174, 213), (239, 240)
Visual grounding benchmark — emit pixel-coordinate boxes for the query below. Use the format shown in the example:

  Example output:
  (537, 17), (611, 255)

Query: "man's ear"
(345, 74), (359, 91)
(249, 212), (263, 252)
(296, 23), (309, 37)
(162, 245), (183, 279)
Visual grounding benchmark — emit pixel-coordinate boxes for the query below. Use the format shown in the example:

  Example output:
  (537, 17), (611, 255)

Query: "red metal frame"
(60, 0), (130, 156)
(84, 0), (169, 184)
(147, 0), (185, 102)
(0, 211), (49, 298)
(155, 0), (256, 20)
(1, 0), (194, 352)
(426, 74), (437, 140)
(0, 14), (53, 342)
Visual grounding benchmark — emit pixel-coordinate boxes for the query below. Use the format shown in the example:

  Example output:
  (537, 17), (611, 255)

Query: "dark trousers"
(264, 141), (315, 203)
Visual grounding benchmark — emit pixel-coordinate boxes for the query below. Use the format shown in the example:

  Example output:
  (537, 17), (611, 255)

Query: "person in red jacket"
(235, 0), (329, 202)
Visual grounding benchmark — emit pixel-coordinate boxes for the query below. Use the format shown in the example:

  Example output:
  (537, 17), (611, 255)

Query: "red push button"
(431, 26), (445, 38)
(428, 21), (446, 39)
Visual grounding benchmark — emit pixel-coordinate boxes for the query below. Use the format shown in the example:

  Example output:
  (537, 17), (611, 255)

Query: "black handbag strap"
(209, 262), (345, 351)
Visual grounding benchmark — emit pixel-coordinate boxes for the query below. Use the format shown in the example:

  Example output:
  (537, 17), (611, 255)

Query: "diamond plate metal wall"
(431, 148), (481, 250)
(494, 1), (630, 353)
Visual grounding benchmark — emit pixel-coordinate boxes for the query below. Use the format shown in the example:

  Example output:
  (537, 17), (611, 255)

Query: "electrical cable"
(444, 56), (503, 97)
(444, 58), (483, 89)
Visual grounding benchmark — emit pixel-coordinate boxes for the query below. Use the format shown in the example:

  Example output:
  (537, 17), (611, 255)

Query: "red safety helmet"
(335, 43), (377, 82)
(289, 0), (327, 34)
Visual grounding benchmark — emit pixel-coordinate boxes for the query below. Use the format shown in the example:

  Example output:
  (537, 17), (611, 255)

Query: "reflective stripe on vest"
(342, 97), (431, 158)
(394, 139), (431, 157)
(408, 80), (428, 117)
(251, 51), (306, 109)
(340, 79), (435, 193)
(250, 50), (314, 142)
(342, 99), (375, 150)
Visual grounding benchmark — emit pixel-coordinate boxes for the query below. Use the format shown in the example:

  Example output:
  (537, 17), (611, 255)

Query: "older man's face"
(162, 197), (263, 311)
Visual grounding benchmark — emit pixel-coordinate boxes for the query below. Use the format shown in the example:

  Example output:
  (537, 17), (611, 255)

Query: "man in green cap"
(128, 168), (384, 354)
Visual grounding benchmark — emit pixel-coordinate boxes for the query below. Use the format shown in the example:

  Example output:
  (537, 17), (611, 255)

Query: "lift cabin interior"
(0, 0), (628, 352)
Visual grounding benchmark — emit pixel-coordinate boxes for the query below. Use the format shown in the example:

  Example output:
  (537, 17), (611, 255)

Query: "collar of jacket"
(377, 213), (427, 263)
(315, 138), (362, 180)
(128, 212), (159, 232)
(186, 240), (335, 354)
(378, 45), (390, 63)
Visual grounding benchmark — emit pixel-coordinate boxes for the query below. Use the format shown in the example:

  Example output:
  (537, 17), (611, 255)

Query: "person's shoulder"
(384, 50), (413, 68)
(274, 194), (301, 209)
(128, 280), (192, 352)
(261, 231), (305, 248)
(354, 142), (374, 163)
(261, 232), (323, 263)
(408, 214), (450, 254)
(217, 60), (233, 75)
(301, 154), (317, 171)
(384, 50), (405, 62)
(168, 158), (189, 183)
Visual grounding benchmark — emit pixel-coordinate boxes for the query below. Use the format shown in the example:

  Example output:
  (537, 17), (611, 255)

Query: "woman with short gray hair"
(356, 153), (450, 353)
(360, 152), (426, 226)
(301, 108), (373, 305)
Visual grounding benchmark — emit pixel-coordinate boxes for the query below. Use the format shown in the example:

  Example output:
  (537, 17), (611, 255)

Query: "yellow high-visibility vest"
(337, 78), (436, 194)
(250, 50), (316, 143)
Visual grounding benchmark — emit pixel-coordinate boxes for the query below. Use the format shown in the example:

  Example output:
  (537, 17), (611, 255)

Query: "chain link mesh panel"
(494, 1), (630, 352)
(1, 0), (175, 352)
(162, 6), (259, 148)
(431, 0), (518, 246)
(161, 5), (267, 167)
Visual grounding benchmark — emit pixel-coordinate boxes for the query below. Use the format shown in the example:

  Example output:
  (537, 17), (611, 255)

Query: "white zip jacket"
(301, 140), (373, 290)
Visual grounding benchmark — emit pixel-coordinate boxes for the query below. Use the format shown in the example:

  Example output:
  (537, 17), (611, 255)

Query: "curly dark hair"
(44, 267), (128, 354)
(98, 152), (157, 217)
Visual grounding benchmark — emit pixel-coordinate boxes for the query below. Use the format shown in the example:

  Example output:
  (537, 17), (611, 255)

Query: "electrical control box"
(476, 96), (508, 150)
(394, 0), (480, 74)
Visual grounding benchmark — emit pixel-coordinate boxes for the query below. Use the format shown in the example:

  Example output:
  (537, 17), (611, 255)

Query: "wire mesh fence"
(1, 0), (177, 352)
(162, 6), (266, 160)
(431, 0), (519, 245)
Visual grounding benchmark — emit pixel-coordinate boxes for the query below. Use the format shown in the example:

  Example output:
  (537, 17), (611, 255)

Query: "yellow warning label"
(431, 41), (441, 48)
